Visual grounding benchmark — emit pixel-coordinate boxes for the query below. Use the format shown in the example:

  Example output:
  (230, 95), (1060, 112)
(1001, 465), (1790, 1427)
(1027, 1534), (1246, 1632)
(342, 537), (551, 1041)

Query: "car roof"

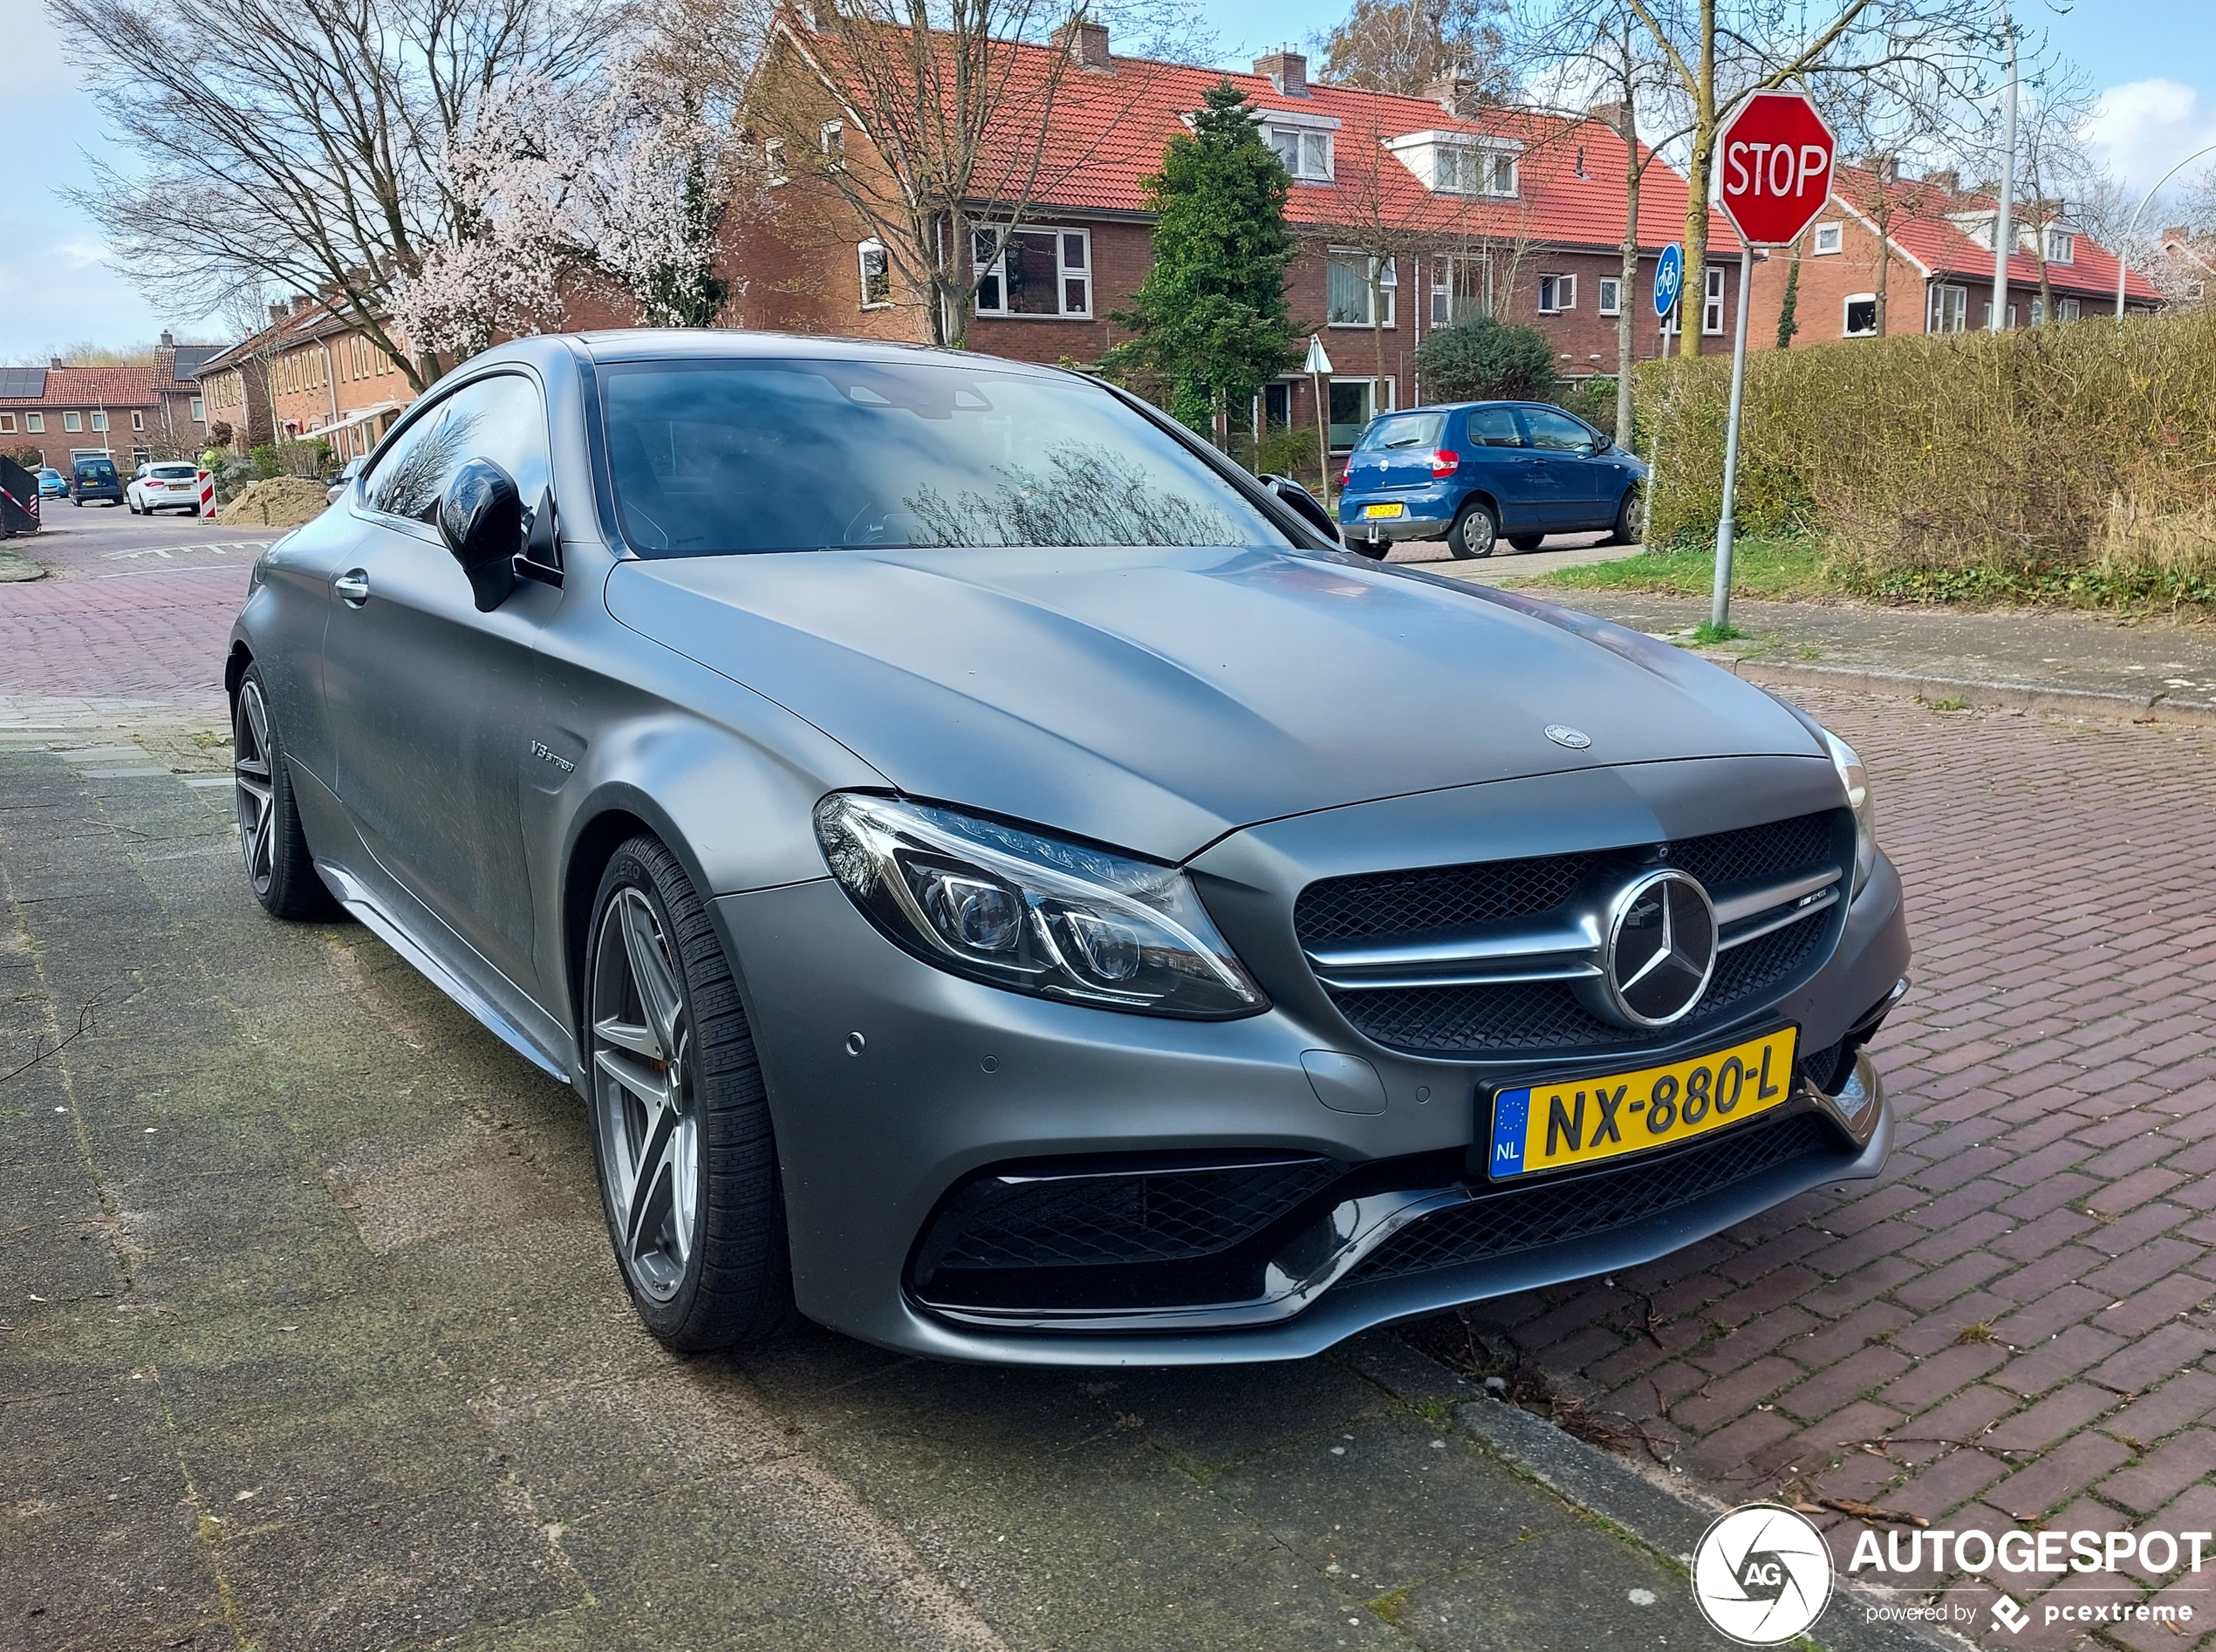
(466, 328), (1077, 384)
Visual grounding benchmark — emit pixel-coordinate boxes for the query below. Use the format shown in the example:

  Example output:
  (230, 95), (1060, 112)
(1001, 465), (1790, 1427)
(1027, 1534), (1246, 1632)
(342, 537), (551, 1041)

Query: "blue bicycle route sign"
(1654, 242), (1685, 319)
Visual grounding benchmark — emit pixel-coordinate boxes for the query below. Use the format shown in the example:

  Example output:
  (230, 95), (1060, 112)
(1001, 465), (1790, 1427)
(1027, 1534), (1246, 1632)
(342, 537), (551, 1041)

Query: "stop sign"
(1717, 91), (1836, 248)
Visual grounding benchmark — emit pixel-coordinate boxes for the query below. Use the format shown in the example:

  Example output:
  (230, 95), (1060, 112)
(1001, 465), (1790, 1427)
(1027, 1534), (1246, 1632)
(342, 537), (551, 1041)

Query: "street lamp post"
(1990, 1), (2017, 331)
(2113, 140), (2216, 321)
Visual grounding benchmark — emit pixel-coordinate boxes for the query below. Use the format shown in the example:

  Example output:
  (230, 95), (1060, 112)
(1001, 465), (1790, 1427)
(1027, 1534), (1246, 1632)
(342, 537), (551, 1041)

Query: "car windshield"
(600, 359), (1286, 556)
(77, 461), (116, 481)
(150, 464), (196, 480)
(1357, 413), (1447, 452)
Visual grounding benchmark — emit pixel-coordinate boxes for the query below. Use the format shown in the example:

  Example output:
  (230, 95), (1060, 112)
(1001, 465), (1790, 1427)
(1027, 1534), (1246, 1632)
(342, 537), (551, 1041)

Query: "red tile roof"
(0, 366), (160, 408)
(790, 20), (1738, 257)
(1832, 164), (2162, 304)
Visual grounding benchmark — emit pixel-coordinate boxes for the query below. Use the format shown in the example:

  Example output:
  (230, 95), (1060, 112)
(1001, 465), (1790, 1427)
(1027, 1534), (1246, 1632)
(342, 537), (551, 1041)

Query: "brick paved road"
(1478, 689), (2216, 1649)
(0, 510), (276, 723)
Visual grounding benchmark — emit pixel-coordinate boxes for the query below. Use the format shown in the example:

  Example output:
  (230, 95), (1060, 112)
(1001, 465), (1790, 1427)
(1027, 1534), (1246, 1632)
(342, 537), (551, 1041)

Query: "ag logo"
(1692, 1504), (1834, 1644)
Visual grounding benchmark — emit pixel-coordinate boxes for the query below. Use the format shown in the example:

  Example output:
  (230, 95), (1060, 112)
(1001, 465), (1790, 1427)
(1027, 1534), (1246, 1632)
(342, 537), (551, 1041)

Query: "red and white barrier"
(197, 468), (215, 517)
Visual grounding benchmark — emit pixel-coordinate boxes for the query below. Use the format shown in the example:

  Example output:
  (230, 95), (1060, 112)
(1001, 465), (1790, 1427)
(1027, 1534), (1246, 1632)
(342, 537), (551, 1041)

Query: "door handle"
(334, 569), (370, 605)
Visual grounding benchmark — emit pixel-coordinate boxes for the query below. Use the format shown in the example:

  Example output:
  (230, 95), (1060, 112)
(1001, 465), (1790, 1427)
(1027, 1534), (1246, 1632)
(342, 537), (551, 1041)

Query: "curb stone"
(1454, 1396), (1969, 1652)
(1727, 657), (2216, 729)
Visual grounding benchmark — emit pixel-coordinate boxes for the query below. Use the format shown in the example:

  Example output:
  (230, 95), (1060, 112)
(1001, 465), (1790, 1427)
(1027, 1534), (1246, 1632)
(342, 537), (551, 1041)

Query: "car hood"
(605, 545), (1822, 861)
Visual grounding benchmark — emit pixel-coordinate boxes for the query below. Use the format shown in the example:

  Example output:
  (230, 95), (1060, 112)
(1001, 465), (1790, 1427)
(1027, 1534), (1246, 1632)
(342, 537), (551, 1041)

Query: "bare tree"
(752, 3), (1192, 348)
(1317, 0), (1515, 98)
(1964, 58), (2097, 324)
(53, 0), (617, 390)
(1522, 0), (1993, 357)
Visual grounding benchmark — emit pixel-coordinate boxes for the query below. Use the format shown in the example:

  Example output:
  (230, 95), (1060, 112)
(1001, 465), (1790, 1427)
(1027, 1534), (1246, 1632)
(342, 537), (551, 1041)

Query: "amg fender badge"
(530, 740), (576, 774)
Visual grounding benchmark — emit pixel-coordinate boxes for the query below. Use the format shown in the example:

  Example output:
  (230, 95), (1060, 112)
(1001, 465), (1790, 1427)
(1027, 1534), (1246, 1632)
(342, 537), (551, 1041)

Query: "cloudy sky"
(2, 0), (2209, 361)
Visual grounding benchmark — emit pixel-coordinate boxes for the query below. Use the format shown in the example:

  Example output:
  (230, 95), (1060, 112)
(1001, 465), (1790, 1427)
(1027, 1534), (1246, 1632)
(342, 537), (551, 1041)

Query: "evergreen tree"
(1105, 80), (1296, 439)
(1775, 252), (1802, 349)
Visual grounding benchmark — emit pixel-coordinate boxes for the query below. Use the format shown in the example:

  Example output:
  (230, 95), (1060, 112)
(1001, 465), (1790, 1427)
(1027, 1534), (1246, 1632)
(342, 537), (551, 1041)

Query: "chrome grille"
(1297, 810), (1850, 1059)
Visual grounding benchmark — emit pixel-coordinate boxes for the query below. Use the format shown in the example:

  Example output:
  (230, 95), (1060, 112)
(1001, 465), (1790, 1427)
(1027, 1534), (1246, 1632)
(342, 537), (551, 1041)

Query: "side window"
(1464, 406), (1522, 447)
(364, 373), (551, 524)
(1516, 407), (1596, 454)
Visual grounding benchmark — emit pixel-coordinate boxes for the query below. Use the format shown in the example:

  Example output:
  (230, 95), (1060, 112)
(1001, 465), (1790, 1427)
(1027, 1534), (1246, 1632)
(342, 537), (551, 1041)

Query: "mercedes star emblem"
(1545, 725), (1591, 749)
(1598, 868), (1718, 1027)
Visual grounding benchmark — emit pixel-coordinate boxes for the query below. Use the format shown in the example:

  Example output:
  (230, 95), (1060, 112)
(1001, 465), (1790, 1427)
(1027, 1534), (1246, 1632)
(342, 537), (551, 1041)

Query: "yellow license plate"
(1363, 502), (1405, 518)
(1485, 1027), (1798, 1179)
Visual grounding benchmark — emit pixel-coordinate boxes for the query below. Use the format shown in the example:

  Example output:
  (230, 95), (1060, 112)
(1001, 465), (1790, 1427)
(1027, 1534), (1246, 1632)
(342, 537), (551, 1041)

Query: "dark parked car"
(1336, 401), (1646, 557)
(71, 455), (124, 507)
(228, 332), (1907, 1363)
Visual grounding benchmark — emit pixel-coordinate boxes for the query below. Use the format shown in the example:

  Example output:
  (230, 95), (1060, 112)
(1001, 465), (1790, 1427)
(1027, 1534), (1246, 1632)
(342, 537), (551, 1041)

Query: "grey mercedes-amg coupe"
(228, 331), (1910, 1363)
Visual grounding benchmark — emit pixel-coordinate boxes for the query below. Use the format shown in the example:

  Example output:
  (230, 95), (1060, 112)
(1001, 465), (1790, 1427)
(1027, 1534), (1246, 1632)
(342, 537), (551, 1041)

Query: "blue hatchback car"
(1336, 401), (1647, 559)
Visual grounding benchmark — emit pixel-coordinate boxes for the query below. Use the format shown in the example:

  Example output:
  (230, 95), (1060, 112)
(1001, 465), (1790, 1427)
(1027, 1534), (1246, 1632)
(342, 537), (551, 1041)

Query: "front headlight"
(1821, 728), (1877, 898)
(814, 794), (1269, 1019)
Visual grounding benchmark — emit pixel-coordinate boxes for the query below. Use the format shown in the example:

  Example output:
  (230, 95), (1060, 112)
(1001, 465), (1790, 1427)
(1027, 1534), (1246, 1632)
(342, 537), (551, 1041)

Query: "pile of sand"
(216, 477), (332, 528)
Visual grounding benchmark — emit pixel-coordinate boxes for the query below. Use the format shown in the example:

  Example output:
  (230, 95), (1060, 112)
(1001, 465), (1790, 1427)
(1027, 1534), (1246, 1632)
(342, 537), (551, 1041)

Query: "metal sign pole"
(1303, 334), (1336, 510)
(1711, 249), (1754, 631)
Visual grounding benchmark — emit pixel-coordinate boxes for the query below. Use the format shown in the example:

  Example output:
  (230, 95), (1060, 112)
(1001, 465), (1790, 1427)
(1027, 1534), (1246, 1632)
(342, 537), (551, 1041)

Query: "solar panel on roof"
(0, 368), (46, 399)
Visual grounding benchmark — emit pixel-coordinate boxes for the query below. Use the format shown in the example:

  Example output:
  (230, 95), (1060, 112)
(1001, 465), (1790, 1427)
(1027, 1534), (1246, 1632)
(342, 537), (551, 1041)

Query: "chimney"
(49, 356), (64, 370)
(1061, 17), (1111, 71)
(270, 303), (287, 325)
(291, 294), (313, 316)
(1923, 167), (1960, 198)
(2163, 223), (2189, 244)
(1420, 74), (1489, 118)
(1584, 97), (1629, 134)
(1255, 48), (1307, 98)
(160, 329), (175, 348)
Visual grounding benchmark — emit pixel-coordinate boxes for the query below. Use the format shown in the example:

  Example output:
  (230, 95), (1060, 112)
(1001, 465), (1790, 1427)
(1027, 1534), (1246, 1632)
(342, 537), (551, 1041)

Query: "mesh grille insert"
(1350, 1111), (1842, 1283)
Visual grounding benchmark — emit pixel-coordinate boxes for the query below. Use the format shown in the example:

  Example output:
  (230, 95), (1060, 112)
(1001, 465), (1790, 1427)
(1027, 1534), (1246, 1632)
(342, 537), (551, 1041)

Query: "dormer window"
(1382, 130), (1519, 197)
(2045, 228), (2074, 264)
(1266, 126), (1334, 181)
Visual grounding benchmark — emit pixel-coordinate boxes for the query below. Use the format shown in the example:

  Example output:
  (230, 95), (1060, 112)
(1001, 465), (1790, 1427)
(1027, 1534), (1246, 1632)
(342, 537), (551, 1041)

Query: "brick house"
(1746, 162), (2163, 348)
(736, 23), (1742, 451)
(0, 365), (163, 470)
(152, 331), (224, 454)
(195, 296), (417, 461)
(2155, 225), (2213, 308)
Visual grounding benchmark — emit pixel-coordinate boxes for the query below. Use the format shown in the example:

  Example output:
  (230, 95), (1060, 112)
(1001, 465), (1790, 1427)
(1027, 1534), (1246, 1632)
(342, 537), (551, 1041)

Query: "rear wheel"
(1508, 533), (1544, 552)
(585, 836), (797, 1352)
(1447, 499), (1499, 559)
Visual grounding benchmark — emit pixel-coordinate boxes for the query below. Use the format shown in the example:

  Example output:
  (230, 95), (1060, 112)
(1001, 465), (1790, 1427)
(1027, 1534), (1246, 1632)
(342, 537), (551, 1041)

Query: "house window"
(130, 411), (143, 431)
(1430, 255), (1488, 324)
(1537, 274), (1576, 313)
(1928, 283), (1968, 333)
(2045, 229), (2074, 264)
(2057, 297), (2080, 322)
(1597, 276), (1621, 316)
(973, 227), (1091, 317)
(819, 120), (844, 165)
(2029, 297), (2044, 325)
(1811, 222), (1843, 256)
(26, 413), (43, 433)
(1843, 294), (1877, 337)
(91, 412), (108, 431)
(190, 397), (205, 421)
(1265, 126), (1333, 182)
(1702, 266), (1726, 334)
(1433, 146), (1515, 196)
(2190, 281), (2207, 302)
(1261, 381), (1292, 432)
(858, 240), (891, 308)
(1326, 252), (1394, 327)
(0, 414), (11, 433)
(763, 138), (788, 185)
(1326, 378), (1392, 450)
(64, 411), (82, 432)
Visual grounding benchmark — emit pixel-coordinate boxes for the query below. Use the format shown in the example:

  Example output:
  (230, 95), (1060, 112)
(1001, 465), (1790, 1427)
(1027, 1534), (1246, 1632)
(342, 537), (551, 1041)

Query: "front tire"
(1447, 499), (1499, 559)
(585, 836), (797, 1352)
(233, 666), (336, 919)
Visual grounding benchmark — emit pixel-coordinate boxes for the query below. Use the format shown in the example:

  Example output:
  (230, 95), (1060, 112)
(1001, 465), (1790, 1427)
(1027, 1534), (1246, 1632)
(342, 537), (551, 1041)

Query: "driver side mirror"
(437, 458), (524, 612)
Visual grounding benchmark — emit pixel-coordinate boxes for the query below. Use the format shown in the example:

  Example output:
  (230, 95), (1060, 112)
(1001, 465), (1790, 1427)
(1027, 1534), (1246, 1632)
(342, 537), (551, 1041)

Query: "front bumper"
(712, 772), (1909, 1365)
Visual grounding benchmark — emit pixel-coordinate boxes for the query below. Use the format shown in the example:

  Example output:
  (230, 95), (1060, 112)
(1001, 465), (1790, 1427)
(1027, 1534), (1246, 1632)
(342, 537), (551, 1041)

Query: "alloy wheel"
(591, 887), (701, 1302)
(233, 680), (277, 898)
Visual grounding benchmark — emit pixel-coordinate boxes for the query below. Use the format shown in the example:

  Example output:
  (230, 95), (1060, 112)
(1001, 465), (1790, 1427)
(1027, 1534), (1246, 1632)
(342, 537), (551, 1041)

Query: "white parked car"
(128, 461), (202, 515)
